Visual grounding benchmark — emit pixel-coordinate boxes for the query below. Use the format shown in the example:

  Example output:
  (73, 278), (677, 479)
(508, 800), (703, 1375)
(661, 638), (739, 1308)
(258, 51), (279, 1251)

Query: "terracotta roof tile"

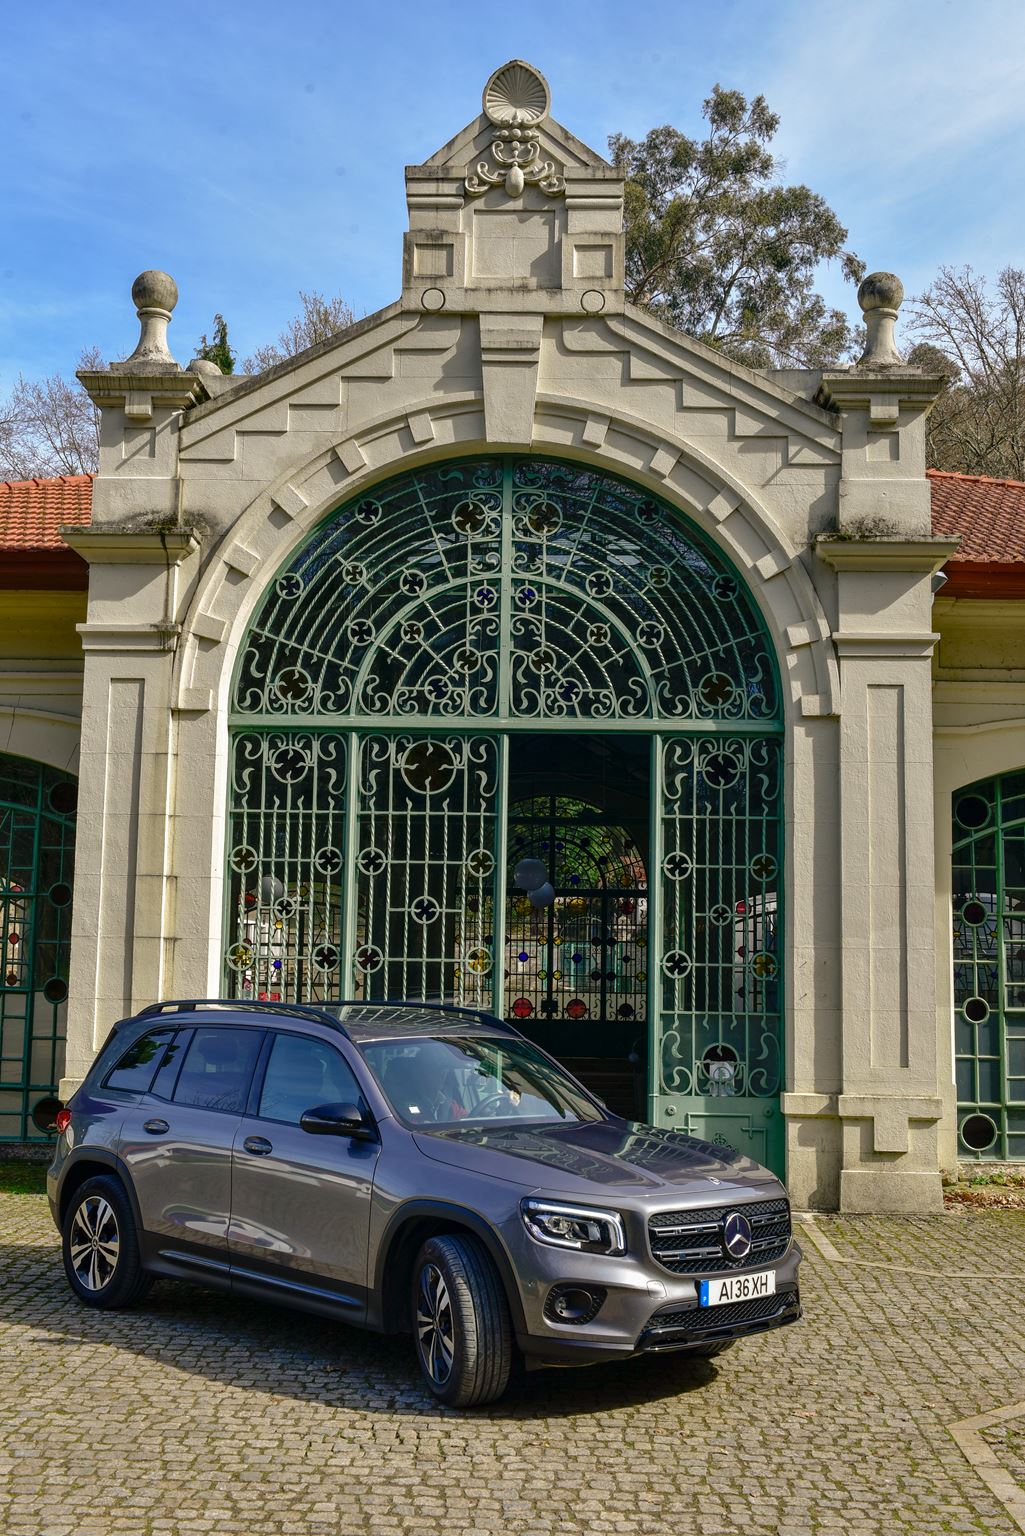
(927, 468), (1025, 564)
(0, 473), (94, 550)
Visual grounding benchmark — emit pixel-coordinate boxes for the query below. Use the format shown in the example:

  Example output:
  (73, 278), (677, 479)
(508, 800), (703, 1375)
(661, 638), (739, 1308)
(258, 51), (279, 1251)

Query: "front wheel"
(412, 1234), (513, 1407)
(61, 1175), (152, 1309)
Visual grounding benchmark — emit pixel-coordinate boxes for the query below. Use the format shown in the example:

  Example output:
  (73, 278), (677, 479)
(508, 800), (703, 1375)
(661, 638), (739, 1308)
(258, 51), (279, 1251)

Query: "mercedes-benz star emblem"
(723, 1210), (753, 1260)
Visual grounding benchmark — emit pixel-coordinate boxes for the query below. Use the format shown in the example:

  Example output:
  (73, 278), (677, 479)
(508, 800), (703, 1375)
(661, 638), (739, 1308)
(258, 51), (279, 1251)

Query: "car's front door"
(118, 1024), (265, 1268)
(228, 1030), (379, 1310)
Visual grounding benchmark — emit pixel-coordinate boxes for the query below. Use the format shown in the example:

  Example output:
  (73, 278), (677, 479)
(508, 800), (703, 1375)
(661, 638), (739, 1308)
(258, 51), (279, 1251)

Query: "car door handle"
(143, 1118), (169, 1135)
(243, 1136), (273, 1156)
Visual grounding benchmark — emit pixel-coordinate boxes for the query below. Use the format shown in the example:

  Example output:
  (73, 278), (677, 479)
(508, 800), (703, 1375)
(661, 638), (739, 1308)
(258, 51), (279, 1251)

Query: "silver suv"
(49, 1000), (801, 1407)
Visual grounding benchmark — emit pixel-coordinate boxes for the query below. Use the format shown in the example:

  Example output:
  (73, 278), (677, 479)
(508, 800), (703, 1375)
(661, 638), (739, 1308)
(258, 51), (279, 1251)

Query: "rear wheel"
(412, 1234), (513, 1407)
(61, 1175), (152, 1309)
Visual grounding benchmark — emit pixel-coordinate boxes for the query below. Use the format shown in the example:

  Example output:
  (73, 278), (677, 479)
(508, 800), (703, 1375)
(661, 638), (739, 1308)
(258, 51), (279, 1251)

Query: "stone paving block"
(0, 1192), (1023, 1533)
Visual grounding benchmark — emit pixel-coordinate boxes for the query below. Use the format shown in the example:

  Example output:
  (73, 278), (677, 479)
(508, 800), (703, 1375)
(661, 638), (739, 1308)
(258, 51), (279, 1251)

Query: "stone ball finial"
(123, 269), (179, 371)
(856, 270), (905, 367)
(187, 356), (223, 378)
(858, 271), (904, 314)
(131, 270), (179, 315)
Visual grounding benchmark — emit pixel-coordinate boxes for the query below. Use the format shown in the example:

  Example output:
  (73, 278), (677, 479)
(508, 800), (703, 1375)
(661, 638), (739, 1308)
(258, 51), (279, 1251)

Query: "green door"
(651, 735), (784, 1172)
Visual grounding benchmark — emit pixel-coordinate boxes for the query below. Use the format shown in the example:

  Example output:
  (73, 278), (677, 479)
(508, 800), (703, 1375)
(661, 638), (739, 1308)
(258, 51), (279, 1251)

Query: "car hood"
(412, 1117), (779, 1199)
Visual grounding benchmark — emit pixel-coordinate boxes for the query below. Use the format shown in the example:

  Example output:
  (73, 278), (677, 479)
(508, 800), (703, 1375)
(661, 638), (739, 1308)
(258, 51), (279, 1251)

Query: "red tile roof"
(0, 468), (1022, 594)
(928, 469), (1025, 563)
(0, 473), (94, 550)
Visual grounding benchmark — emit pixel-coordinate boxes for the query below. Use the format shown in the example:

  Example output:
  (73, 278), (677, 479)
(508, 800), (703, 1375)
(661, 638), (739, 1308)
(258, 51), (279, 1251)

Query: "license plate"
(699, 1269), (776, 1307)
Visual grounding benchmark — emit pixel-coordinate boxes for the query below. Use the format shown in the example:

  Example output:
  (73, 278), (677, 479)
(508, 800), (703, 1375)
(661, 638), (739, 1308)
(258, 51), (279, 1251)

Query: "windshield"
(358, 1034), (604, 1129)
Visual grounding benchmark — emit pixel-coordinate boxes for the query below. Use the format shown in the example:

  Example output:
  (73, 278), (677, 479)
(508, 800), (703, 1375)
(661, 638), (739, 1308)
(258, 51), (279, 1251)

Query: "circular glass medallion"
(959, 1112), (998, 1152)
(48, 781), (78, 816)
(963, 996), (990, 1024)
(43, 977), (68, 1004)
(955, 794), (991, 831)
(465, 946), (492, 975)
(750, 952), (778, 979)
(565, 998), (588, 1019)
(400, 740), (458, 795)
(511, 998), (533, 1019)
(961, 899), (989, 928)
(48, 882), (73, 908)
(226, 943), (253, 972)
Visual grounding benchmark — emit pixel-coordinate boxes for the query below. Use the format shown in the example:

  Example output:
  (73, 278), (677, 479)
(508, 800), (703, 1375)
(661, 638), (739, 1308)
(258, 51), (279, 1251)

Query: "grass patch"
(0, 1161), (49, 1195)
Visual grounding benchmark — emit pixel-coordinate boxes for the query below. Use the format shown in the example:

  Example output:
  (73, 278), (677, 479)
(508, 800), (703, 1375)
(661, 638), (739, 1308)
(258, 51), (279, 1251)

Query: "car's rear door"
(118, 1023), (264, 1272)
(228, 1029), (379, 1313)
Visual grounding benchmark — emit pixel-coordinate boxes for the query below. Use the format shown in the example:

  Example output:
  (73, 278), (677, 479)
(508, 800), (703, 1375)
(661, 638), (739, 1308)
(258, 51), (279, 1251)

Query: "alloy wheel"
(416, 1261), (455, 1386)
(69, 1195), (120, 1292)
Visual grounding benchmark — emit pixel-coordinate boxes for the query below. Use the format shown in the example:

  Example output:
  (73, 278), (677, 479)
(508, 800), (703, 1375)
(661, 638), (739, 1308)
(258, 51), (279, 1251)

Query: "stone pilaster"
(818, 536), (958, 1211)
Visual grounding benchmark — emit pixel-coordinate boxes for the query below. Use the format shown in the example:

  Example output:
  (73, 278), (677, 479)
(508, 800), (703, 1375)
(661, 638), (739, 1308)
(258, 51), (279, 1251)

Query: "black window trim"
(147, 1027), (194, 1103)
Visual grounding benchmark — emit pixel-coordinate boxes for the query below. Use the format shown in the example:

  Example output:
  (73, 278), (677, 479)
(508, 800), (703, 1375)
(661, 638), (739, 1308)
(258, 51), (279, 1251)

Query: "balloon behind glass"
(528, 882), (555, 909)
(514, 858), (547, 892)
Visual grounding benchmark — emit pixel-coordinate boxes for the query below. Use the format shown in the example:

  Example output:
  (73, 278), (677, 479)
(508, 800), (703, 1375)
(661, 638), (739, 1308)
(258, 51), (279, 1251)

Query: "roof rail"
(330, 999), (505, 1025)
(134, 998), (347, 1030)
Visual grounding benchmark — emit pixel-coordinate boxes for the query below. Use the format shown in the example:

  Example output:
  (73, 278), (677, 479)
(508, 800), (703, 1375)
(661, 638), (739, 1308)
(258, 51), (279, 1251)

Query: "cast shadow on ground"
(2, 1239), (720, 1421)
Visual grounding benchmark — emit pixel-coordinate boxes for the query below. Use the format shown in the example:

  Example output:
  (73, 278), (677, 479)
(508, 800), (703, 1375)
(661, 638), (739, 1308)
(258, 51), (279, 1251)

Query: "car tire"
(412, 1233), (513, 1407)
(61, 1175), (152, 1309)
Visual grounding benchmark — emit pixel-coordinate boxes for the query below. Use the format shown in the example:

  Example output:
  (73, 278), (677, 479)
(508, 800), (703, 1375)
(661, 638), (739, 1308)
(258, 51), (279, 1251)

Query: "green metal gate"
(952, 768), (1025, 1160)
(226, 457), (785, 1169)
(0, 753), (77, 1140)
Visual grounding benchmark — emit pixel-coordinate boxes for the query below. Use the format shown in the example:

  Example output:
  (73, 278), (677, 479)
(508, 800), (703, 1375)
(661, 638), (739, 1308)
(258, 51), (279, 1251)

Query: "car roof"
(132, 998), (516, 1044)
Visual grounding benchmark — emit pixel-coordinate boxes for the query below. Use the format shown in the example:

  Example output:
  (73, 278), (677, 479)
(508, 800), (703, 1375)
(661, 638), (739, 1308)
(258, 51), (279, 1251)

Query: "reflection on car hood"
(413, 1116), (775, 1194)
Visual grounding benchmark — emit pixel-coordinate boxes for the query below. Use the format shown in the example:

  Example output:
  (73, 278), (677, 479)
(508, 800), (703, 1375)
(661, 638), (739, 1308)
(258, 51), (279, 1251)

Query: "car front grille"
(647, 1197), (791, 1275)
(638, 1289), (800, 1349)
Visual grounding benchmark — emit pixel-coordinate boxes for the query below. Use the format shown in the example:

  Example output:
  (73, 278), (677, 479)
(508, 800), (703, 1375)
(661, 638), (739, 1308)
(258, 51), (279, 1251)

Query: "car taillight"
(54, 1108), (72, 1134)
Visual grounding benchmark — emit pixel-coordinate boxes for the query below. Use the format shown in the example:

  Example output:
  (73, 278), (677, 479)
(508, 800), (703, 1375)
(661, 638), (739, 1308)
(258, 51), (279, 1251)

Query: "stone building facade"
(2, 61), (1023, 1212)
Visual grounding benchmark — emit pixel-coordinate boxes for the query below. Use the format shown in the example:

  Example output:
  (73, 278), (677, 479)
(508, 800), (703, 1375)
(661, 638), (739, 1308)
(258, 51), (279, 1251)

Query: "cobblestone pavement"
(2, 1185), (1024, 1536)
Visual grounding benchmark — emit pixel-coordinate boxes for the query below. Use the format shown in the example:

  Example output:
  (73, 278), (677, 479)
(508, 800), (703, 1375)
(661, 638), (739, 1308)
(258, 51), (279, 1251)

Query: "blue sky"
(2, 0), (1024, 381)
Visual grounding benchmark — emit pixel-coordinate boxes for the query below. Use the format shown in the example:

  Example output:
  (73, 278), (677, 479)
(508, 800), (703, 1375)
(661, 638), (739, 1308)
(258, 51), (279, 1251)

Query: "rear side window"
(104, 1030), (175, 1094)
(172, 1028), (263, 1114)
(149, 1030), (192, 1101)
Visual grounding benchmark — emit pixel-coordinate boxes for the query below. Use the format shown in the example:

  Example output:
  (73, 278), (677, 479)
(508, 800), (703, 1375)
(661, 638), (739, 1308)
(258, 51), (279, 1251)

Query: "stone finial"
(857, 271), (905, 367)
(466, 61), (564, 198)
(187, 357), (224, 378)
(123, 269), (180, 370)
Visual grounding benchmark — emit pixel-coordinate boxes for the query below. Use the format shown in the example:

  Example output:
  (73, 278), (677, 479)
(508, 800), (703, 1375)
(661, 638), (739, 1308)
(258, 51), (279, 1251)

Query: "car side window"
(258, 1033), (361, 1126)
(104, 1029), (175, 1094)
(149, 1029), (192, 1101)
(172, 1027), (263, 1114)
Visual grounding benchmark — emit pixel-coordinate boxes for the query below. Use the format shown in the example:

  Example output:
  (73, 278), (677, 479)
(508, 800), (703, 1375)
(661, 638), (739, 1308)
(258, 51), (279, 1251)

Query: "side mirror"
(299, 1102), (376, 1140)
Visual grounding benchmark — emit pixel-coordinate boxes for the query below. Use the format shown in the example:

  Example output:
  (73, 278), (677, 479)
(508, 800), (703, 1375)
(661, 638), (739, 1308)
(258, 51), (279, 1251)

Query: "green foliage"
(609, 86), (864, 367)
(197, 313), (235, 375)
(0, 1161), (48, 1195)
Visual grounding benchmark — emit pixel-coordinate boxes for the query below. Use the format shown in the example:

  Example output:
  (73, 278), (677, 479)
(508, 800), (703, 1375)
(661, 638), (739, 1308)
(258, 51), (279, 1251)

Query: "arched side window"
(952, 768), (1025, 1159)
(0, 754), (77, 1140)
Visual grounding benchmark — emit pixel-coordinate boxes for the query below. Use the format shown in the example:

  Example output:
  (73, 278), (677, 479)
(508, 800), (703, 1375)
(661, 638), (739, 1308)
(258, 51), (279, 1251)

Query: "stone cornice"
(61, 529), (200, 566)
(815, 369), (946, 418)
(77, 368), (207, 421)
(816, 535), (960, 573)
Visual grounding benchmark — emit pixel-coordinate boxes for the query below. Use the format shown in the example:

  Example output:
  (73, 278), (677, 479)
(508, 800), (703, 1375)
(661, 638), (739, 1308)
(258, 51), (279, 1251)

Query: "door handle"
(243, 1136), (273, 1156)
(143, 1118), (169, 1135)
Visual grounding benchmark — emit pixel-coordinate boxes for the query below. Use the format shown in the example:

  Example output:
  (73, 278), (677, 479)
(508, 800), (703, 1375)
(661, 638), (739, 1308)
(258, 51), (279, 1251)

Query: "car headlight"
(521, 1199), (627, 1256)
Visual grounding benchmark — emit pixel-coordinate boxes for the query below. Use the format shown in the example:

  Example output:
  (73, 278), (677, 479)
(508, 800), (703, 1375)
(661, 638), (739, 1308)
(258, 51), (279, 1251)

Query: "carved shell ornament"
(465, 59), (565, 199)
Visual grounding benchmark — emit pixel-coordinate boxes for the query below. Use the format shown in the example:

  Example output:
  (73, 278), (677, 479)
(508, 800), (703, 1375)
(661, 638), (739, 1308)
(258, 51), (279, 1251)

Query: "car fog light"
(543, 1285), (607, 1325)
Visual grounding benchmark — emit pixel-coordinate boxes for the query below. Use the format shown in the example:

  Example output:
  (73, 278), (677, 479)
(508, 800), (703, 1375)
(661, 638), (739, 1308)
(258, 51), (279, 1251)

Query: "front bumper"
(509, 1221), (803, 1365)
